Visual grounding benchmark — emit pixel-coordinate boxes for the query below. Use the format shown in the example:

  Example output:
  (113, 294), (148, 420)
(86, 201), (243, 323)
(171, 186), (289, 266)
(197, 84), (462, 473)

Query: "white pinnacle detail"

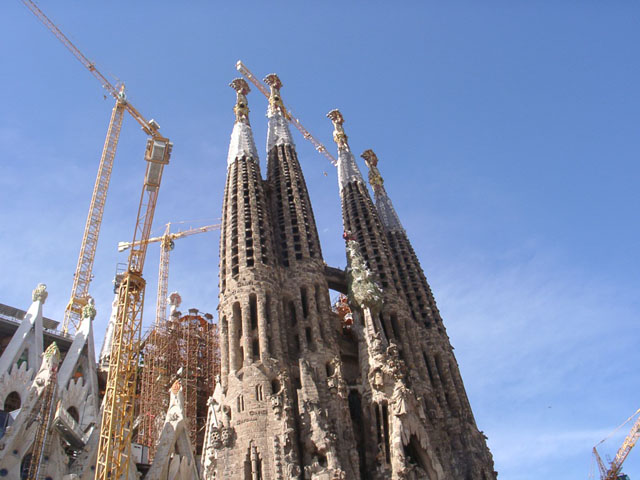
(337, 148), (366, 191)
(266, 111), (295, 153)
(227, 121), (259, 166)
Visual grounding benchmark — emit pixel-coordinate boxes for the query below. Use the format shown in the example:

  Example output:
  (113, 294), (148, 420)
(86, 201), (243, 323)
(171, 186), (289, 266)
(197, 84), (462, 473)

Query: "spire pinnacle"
(227, 78), (258, 165)
(361, 149), (384, 190)
(264, 73), (286, 116)
(265, 73), (295, 152)
(362, 149), (404, 232)
(327, 109), (349, 151)
(230, 78), (251, 124)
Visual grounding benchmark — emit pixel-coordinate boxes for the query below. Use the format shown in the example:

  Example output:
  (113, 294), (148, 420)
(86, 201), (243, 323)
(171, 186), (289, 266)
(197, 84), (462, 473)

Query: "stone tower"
(327, 110), (497, 480)
(362, 148), (496, 479)
(202, 77), (496, 480)
(202, 78), (359, 479)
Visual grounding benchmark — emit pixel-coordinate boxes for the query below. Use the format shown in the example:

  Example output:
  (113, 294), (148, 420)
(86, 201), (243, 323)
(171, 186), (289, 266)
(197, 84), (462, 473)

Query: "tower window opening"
(289, 301), (297, 326)
(301, 288), (309, 318)
(252, 338), (260, 361)
(305, 327), (314, 351)
(271, 378), (281, 395)
(382, 403), (391, 463)
(390, 314), (400, 339)
(250, 294), (258, 330)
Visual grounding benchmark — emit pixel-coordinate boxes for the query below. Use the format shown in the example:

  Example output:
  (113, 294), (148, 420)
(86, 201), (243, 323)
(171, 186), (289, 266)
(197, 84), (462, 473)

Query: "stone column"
(242, 297), (253, 364)
(220, 316), (229, 385)
(257, 294), (269, 362)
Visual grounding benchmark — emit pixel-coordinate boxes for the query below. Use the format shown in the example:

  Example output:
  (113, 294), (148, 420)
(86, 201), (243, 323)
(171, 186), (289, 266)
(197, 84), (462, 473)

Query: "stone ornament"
(344, 233), (383, 311)
(82, 297), (97, 320)
(32, 283), (48, 303)
(327, 109), (349, 150)
(230, 78), (251, 124)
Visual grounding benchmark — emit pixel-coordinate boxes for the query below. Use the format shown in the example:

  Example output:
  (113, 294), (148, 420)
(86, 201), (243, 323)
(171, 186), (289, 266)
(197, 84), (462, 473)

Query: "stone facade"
(202, 77), (496, 480)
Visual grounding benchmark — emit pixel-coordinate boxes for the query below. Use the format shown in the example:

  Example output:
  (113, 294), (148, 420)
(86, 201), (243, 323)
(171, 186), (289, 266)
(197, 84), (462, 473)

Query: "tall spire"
(327, 109), (365, 189)
(227, 78), (258, 166)
(264, 73), (295, 153)
(362, 149), (404, 232)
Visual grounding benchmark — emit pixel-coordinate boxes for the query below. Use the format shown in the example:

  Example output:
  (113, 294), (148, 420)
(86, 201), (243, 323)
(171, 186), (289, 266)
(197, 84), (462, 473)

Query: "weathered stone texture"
(203, 84), (496, 480)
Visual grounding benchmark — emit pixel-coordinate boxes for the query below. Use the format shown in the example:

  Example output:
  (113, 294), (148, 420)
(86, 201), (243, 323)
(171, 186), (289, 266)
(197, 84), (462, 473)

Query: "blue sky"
(2, 2), (639, 478)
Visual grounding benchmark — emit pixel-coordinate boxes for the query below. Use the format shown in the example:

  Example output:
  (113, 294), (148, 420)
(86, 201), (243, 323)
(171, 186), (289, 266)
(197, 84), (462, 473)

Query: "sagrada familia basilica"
(0, 74), (496, 479)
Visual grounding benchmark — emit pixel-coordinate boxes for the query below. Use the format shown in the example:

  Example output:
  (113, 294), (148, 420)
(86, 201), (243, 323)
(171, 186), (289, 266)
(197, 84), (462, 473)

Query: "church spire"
(326, 109), (365, 190)
(264, 73), (295, 153)
(361, 149), (404, 232)
(227, 78), (258, 166)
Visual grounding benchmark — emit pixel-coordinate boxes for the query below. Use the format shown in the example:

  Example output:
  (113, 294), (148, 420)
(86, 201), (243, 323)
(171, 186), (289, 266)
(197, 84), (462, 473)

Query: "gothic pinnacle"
(265, 73), (295, 152)
(230, 78), (251, 125)
(362, 149), (404, 232)
(361, 149), (384, 191)
(264, 73), (286, 116)
(327, 109), (350, 151)
(227, 78), (258, 165)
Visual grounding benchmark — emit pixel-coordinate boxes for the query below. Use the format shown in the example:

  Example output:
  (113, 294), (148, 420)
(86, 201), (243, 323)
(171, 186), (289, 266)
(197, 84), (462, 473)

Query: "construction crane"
(22, 0), (164, 335)
(592, 409), (640, 480)
(118, 222), (219, 453)
(236, 60), (338, 166)
(94, 134), (171, 480)
(118, 222), (221, 328)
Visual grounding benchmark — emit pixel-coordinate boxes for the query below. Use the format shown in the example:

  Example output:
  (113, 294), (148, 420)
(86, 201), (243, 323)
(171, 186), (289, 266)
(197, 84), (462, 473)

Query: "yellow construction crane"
(236, 60), (338, 166)
(22, 0), (164, 335)
(94, 135), (171, 480)
(21, 3), (172, 478)
(592, 409), (640, 480)
(118, 222), (220, 450)
(118, 222), (221, 328)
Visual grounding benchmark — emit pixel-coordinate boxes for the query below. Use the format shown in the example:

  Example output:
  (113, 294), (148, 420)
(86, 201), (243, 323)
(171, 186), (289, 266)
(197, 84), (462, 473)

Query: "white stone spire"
(327, 109), (366, 190)
(362, 149), (404, 232)
(227, 78), (258, 166)
(264, 73), (295, 153)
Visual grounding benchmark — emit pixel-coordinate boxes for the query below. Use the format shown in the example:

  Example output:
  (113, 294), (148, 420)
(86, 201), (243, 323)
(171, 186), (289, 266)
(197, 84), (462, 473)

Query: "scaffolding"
(137, 307), (220, 461)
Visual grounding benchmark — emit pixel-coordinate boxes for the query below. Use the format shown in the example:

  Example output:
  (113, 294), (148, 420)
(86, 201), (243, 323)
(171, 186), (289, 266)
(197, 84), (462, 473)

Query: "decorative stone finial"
(327, 109), (349, 150)
(230, 78), (251, 124)
(345, 234), (383, 312)
(82, 297), (97, 320)
(43, 342), (60, 362)
(264, 74), (286, 116)
(32, 283), (48, 304)
(361, 149), (384, 189)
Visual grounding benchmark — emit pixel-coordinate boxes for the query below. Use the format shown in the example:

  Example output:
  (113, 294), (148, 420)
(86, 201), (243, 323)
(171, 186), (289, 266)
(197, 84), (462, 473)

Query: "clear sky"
(1, 2), (639, 478)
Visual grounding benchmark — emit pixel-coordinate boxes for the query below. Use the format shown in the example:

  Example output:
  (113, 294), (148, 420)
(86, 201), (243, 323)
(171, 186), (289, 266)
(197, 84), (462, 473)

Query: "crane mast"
(64, 97), (126, 334)
(95, 137), (172, 480)
(22, 0), (166, 335)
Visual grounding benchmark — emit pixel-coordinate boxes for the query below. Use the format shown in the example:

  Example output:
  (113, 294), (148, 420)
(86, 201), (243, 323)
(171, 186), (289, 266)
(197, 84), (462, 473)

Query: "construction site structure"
(137, 295), (220, 461)
(593, 409), (640, 480)
(22, 0), (167, 336)
(95, 130), (172, 480)
(21, 4), (177, 476)
(113, 221), (221, 457)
